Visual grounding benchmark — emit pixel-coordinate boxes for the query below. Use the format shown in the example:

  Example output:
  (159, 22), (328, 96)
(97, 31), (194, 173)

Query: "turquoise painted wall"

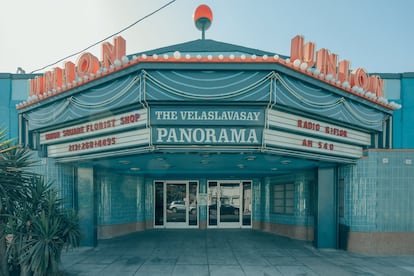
(0, 77), (12, 137)
(381, 73), (414, 149)
(0, 73), (36, 139)
(399, 76), (414, 148)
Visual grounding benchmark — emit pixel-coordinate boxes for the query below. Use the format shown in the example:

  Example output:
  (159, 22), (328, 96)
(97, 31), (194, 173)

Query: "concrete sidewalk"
(61, 229), (414, 276)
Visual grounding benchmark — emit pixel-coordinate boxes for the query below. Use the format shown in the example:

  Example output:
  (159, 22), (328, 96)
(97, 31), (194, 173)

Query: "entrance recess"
(154, 181), (198, 228)
(208, 180), (252, 228)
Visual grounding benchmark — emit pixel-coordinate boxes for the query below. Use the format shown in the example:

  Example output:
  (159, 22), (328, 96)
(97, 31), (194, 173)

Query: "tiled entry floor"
(62, 229), (414, 276)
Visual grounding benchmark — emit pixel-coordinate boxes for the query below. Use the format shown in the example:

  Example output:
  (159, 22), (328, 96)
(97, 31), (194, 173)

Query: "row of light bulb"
(16, 52), (402, 110)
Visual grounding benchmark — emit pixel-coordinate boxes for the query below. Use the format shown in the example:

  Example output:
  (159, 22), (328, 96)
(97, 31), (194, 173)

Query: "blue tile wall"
(253, 179), (263, 222)
(55, 162), (75, 209)
(30, 156), (75, 209)
(30, 150), (414, 234)
(339, 150), (414, 232)
(261, 171), (315, 226)
(96, 170), (144, 225)
(145, 178), (153, 223)
(77, 166), (96, 246)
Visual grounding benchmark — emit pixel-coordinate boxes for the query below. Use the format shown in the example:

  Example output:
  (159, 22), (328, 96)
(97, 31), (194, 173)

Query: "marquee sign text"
(152, 107), (263, 146)
(40, 109), (146, 145)
(156, 127), (259, 144)
(267, 109), (371, 146)
(47, 129), (150, 158)
(153, 110), (262, 124)
(264, 129), (362, 158)
(297, 120), (348, 138)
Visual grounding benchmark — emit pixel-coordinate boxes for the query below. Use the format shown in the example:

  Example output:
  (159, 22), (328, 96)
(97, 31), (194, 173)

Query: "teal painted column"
(77, 166), (97, 247)
(315, 167), (337, 248)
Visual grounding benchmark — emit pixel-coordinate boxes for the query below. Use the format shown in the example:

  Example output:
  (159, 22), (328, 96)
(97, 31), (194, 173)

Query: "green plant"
(16, 181), (79, 275)
(0, 129), (80, 276)
(0, 130), (33, 276)
(20, 212), (66, 275)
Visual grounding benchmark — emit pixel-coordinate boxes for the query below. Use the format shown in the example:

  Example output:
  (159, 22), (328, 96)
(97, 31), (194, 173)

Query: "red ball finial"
(193, 4), (213, 39)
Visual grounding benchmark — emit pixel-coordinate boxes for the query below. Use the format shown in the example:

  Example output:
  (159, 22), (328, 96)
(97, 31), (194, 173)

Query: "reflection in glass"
(242, 181), (252, 226)
(219, 183), (240, 224)
(208, 182), (217, 226)
(189, 182), (198, 226)
(166, 183), (186, 223)
(155, 182), (164, 225)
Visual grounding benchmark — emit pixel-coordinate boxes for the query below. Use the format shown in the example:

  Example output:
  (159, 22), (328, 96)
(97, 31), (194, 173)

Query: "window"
(272, 183), (294, 215)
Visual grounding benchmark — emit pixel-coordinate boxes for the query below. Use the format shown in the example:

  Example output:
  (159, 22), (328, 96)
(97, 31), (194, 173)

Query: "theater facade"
(17, 10), (411, 253)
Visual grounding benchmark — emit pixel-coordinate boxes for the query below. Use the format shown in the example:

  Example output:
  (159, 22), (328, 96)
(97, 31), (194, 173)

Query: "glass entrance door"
(154, 181), (198, 228)
(208, 180), (252, 228)
(166, 183), (187, 226)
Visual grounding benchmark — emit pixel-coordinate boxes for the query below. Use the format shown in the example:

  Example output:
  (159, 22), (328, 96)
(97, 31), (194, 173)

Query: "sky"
(1, 0), (413, 74)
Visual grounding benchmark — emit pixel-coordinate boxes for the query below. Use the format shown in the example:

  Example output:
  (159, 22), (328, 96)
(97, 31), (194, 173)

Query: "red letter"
(30, 76), (44, 96)
(375, 77), (384, 98)
(290, 35), (315, 67)
(77, 53), (100, 78)
(290, 35), (304, 62)
(368, 75), (384, 97)
(44, 71), (53, 92)
(316, 48), (338, 79)
(350, 68), (369, 90)
(303, 41), (315, 67)
(44, 67), (63, 92)
(101, 36), (126, 68)
(338, 60), (350, 83)
(63, 61), (76, 85)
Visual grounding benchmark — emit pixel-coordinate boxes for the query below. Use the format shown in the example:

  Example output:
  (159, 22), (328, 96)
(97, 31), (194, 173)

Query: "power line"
(30, 0), (177, 73)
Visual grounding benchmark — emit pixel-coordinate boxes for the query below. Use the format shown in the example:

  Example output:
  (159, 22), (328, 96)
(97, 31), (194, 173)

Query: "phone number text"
(68, 137), (116, 152)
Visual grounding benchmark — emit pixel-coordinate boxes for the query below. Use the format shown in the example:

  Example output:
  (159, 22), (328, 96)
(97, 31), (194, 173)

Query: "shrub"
(0, 129), (80, 276)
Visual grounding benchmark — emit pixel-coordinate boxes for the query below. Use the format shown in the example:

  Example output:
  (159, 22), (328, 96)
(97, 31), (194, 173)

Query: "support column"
(315, 167), (337, 248)
(77, 165), (97, 247)
(199, 178), (207, 229)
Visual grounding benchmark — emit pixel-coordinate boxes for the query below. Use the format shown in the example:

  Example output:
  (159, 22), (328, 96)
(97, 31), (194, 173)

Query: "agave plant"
(19, 179), (80, 276)
(0, 129), (33, 276)
(0, 129), (80, 276)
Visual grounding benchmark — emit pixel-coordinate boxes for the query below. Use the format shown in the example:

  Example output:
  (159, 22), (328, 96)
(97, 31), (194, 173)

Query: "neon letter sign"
(290, 35), (384, 97)
(30, 36), (126, 97)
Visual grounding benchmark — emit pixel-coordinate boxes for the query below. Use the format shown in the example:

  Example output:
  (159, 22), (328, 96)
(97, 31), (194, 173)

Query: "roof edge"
(130, 39), (287, 59)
